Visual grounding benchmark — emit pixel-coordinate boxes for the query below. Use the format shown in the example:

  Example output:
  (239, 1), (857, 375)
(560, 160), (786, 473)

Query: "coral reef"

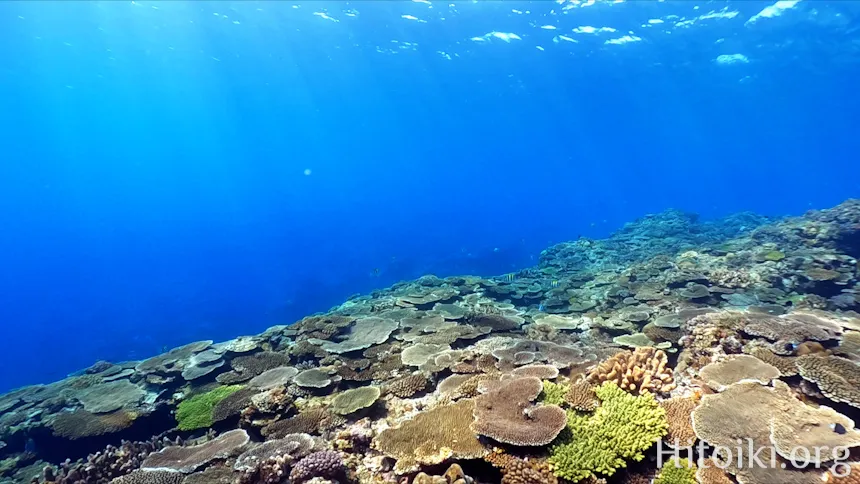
(373, 399), (486, 473)
(472, 377), (566, 446)
(3, 199), (860, 484)
(586, 348), (674, 395)
(548, 382), (668, 482)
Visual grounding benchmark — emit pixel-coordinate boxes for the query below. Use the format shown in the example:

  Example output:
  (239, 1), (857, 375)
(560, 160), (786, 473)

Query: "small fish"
(161, 345), (168, 353)
(550, 280), (559, 288)
(371, 268), (380, 277)
(501, 273), (516, 282)
(538, 304), (546, 312)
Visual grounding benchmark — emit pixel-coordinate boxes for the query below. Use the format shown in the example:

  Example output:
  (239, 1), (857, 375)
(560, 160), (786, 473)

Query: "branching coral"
(563, 380), (598, 412)
(547, 382), (668, 482)
(653, 458), (696, 484)
(539, 381), (567, 407)
(587, 348), (675, 395)
(484, 449), (558, 484)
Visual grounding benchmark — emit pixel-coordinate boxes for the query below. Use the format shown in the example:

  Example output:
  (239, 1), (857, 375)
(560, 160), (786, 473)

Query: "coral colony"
(2, 199), (860, 484)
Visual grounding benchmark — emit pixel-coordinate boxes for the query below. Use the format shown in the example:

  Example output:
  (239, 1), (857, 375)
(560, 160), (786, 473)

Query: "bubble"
(303, 168), (312, 176)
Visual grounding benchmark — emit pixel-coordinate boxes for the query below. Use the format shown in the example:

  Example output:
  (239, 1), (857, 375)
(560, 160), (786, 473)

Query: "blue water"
(0, 0), (858, 392)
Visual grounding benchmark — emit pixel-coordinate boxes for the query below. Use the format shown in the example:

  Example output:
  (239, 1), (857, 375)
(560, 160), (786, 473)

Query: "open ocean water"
(0, 5), (859, 477)
(1, 0), (858, 392)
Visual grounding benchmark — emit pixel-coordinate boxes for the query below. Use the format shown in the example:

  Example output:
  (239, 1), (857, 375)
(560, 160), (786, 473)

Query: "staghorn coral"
(564, 379), (598, 412)
(176, 385), (244, 431)
(142, 429), (250, 473)
(289, 450), (345, 483)
(698, 355), (780, 391)
(548, 382), (668, 482)
(660, 395), (699, 447)
(385, 374), (430, 398)
(51, 409), (137, 439)
(472, 377), (566, 446)
(373, 399), (486, 474)
(587, 348), (675, 396)
(795, 354), (860, 408)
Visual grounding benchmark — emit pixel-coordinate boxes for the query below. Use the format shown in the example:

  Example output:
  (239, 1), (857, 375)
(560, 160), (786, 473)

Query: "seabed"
(2, 200), (860, 484)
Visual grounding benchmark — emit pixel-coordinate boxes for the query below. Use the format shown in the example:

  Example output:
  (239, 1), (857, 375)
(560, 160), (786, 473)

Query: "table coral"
(142, 429), (250, 474)
(472, 377), (566, 446)
(698, 355), (780, 391)
(547, 382), (668, 482)
(373, 399), (486, 474)
(796, 354), (860, 408)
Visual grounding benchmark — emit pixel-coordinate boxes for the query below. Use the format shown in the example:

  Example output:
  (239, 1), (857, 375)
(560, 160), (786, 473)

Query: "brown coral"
(698, 355), (780, 391)
(692, 380), (860, 483)
(660, 395), (699, 447)
(261, 408), (343, 438)
(563, 379), (598, 412)
(796, 354), (860, 408)
(51, 409), (136, 439)
(484, 449), (558, 484)
(373, 399), (486, 474)
(141, 429), (250, 473)
(471, 376), (566, 446)
(587, 347), (675, 396)
(385, 374), (430, 398)
(745, 346), (797, 376)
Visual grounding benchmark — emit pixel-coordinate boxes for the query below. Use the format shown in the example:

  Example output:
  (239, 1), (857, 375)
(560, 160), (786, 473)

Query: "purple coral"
(289, 450), (346, 483)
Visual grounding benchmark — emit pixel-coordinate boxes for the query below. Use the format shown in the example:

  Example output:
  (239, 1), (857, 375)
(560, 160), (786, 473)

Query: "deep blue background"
(1, 0), (858, 392)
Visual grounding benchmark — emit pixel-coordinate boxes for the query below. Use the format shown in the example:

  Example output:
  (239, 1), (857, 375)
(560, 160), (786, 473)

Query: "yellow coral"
(547, 382), (668, 482)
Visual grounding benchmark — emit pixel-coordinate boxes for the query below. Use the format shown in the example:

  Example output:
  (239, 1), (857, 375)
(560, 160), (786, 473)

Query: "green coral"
(654, 458), (697, 484)
(176, 385), (243, 431)
(762, 250), (785, 262)
(540, 380), (568, 407)
(547, 381), (668, 482)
